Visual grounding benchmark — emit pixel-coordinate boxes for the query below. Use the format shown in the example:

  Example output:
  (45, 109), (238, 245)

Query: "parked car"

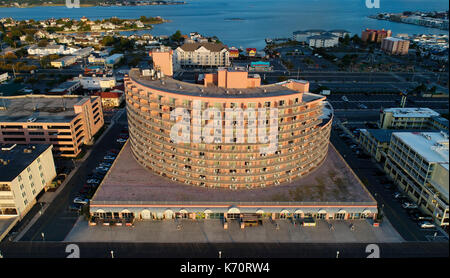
(86, 179), (100, 184)
(99, 162), (112, 167)
(73, 197), (89, 205)
(350, 144), (358, 149)
(402, 202), (418, 209)
(108, 149), (120, 154)
(116, 138), (127, 143)
(95, 166), (109, 172)
(393, 192), (405, 199)
(419, 221), (435, 229)
(415, 215), (433, 222)
(358, 103), (368, 109)
(69, 203), (82, 212)
(104, 156), (116, 160)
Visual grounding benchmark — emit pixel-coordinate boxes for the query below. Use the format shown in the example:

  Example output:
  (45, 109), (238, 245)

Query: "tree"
(37, 39), (48, 47)
(170, 30), (183, 42)
(102, 36), (116, 46)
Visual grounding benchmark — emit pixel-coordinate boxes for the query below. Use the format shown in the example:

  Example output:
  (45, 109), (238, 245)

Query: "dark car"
(108, 149), (120, 154)
(69, 203), (82, 212)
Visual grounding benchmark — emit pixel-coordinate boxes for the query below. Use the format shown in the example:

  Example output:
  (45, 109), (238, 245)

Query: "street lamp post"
(336, 251), (340, 258)
(218, 251), (222, 259)
(110, 250), (114, 258)
(41, 232), (45, 241)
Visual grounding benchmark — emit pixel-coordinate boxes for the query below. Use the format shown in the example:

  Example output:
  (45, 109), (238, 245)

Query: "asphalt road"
(17, 110), (128, 242)
(0, 242), (448, 258)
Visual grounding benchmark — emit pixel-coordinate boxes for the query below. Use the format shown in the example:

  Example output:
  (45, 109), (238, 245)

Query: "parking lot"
(65, 217), (403, 243)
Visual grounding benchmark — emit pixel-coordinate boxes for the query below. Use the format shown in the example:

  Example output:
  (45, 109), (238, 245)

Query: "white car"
(103, 156), (116, 160)
(73, 197), (89, 205)
(117, 138), (127, 143)
(86, 179), (100, 184)
(419, 221), (435, 229)
(99, 162), (112, 167)
(402, 202), (418, 209)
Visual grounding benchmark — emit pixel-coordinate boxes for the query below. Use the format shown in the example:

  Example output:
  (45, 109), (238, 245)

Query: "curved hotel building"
(124, 52), (332, 189)
(88, 48), (377, 224)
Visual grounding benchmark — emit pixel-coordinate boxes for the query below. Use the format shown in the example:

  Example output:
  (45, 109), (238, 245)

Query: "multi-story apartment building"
(384, 132), (449, 226)
(174, 42), (230, 67)
(0, 95), (104, 157)
(380, 107), (448, 131)
(88, 49), (380, 224)
(308, 33), (339, 48)
(124, 49), (332, 189)
(381, 37), (410, 55)
(0, 144), (56, 240)
(361, 28), (392, 43)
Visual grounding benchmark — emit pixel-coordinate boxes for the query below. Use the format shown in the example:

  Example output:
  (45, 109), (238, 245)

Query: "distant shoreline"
(0, 2), (185, 9)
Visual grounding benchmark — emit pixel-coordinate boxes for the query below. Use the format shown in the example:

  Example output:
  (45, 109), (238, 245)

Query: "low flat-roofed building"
(359, 128), (434, 163)
(77, 75), (117, 90)
(89, 142), (378, 223)
(384, 131), (449, 226)
(380, 107), (447, 131)
(50, 55), (77, 68)
(48, 80), (81, 95)
(0, 95), (104, 157)
(94, 90), (124, 108)
(0, 144), (56, 241)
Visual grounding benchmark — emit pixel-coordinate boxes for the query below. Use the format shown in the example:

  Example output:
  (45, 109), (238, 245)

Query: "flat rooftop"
(0, 95), (92, 123)
(384, 107), (440, 118)
(91, 142), (376, 205)
(129, 69), (323, 99)
(360, 128), (435, 143)
(0, 144), (51, 181)
(393, 132), (449, 169)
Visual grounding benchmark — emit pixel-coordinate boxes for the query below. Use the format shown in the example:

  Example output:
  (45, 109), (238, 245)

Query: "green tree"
(37, 39), (48, 47)
(170, 30), (183, 42)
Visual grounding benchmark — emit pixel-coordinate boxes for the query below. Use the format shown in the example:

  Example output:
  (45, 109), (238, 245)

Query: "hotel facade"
(0, 95), (104, 157)
(125, 55), (333, 189)
(384, 132), (449, 226)
(87, 48), (378, 224)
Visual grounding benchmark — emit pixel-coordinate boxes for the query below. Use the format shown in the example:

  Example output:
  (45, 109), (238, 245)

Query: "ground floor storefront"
(89, 204), (378, 225)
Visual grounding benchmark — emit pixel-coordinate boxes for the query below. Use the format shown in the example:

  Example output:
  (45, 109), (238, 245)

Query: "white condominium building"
(174, 42), (230, 67)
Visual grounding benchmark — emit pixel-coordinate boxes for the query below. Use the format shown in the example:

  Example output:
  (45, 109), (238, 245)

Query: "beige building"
(0, 144), (56, 241)
(381, 37), (410, 55)
(359, 129), (394, 163)
(384, 132), (449, 226)
(379, 107), (448, 131)
(0, 95), (104, 157)
(174, 42), (230, 67)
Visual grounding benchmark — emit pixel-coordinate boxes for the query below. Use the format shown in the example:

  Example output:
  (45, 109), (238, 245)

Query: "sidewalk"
(13, 109), (125, 242)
